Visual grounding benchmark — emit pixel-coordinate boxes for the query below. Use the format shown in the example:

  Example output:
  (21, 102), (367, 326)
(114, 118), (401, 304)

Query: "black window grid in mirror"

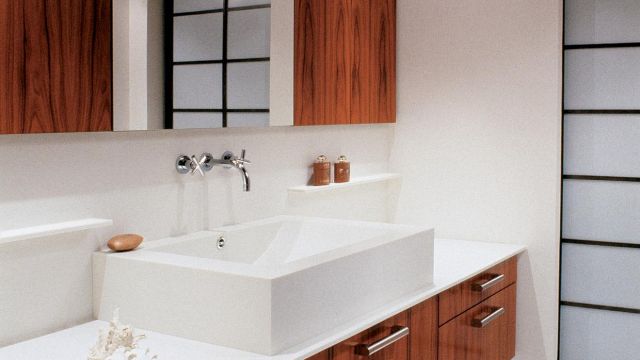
(165, 0), (271, 129)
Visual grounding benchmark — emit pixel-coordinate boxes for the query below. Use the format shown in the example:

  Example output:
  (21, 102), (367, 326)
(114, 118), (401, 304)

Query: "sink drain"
(217, 236), (225, 249)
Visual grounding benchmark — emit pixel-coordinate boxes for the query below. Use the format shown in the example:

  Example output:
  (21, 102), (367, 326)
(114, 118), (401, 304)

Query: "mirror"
(115, 0), (293, 131)
(0, 0), (293, 134)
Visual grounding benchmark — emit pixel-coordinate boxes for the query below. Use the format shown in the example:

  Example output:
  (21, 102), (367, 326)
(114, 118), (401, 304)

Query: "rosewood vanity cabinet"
(306, 257), (517, 360)
(294, 0), (396, 125)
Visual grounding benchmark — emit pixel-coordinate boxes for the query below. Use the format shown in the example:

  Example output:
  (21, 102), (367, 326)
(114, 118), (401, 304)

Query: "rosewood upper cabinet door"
(324, 0), (352, 124)
(294, 0), (396, 126)
(348, 0), (371, 124)
(1, 0), (112, 134)
(0, 1), (25, 134)
(294, 0), (327, 125)
(366, 0), (396, 124)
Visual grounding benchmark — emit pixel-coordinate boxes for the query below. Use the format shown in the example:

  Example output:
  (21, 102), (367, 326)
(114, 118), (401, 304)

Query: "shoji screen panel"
(561, 1), (640, 359)
(560, 306), (640, 360)
(565, 0), (640, 44)
(564, 115), (640, 176)
(563, 180), (640, 243)
(565, 48), (640, 110)
(561, 244), (640, 309)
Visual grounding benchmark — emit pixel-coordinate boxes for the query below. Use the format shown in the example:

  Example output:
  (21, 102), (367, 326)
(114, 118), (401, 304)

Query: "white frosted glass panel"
(174, 13), (223, 61)
(564, 48), (640, 109)
(229, 0), (270, 7)
(228, 8), (270, 59)
(173, 64), (222, 108)
(228, 62), (269, 109)
(227, 113), (269, 128)
(561, 243), (640, 309)
(174, 0), (223, 13)
(173, 0), (224, 14)
(565, 0), (640, 45)
(173, 113), (223, 129)
(563, 180), (640, 244)
(560, 306), (640, 360)
(564, 115), (640, 177)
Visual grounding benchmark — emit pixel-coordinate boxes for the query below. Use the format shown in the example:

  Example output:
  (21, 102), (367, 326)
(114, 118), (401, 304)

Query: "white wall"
(391, 1), (563, 359)
(0, 125), (392, 345)
(1, 0), (563, 355)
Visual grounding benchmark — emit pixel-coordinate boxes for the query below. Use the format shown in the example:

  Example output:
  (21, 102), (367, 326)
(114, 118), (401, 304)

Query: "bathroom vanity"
(309, 257), (517, 360)
(1, 235), (523, 359)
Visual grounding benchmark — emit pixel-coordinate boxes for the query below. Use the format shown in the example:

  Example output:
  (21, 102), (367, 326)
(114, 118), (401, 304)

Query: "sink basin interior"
(145, 216), (415, 269)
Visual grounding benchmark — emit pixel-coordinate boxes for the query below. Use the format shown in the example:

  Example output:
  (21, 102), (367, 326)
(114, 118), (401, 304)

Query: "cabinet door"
(0, 0), (112, 134)
(0, 1), (25, 134)
(333, 311), (409, 360)
(360, 0), (395, 124)
(306, 349), (331, 360)
(409, 298), (438, 360)
(294, 0), (396, 126)
(439, 284), (516, 360)
(294, 0), (327, 125)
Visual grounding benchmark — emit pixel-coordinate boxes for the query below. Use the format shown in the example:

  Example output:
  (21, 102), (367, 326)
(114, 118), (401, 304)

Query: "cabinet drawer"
(333, 311), (409, 360)
(438, 284), (516, 360)
(438, 257), (517, 325)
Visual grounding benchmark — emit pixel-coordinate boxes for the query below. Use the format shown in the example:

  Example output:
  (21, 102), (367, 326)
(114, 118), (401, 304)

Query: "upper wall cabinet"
(0, 0), (394, 135)
(0, 0), (112, 134)
(294, 0), (396, 125)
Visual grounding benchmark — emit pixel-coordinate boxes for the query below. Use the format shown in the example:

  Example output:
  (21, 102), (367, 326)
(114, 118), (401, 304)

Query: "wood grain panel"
(294, 0), (396, 125)
(294, 0), (326, 125)
(349, 0), (371, 124)
(23, 0), (112, 133)
(0, 1), (25, 134)
(438, 284), (516, 360)
(333, 311), (409, 360)
(439, 257), (517, 326)
(410, 297), (438, 360)
(369, 0), (396, 123)
(306, 349), (331, 360)
(23, 0), (54, 133)
(325, 0), (351, 124)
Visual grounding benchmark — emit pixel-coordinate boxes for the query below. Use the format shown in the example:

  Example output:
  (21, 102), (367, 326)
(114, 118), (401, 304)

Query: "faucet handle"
(235, 149), (251, 166)
(190, 155), (205, 176)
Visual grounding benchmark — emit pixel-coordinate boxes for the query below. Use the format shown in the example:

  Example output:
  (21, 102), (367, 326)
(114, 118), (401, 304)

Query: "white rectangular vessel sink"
(93, 216), (434, 355)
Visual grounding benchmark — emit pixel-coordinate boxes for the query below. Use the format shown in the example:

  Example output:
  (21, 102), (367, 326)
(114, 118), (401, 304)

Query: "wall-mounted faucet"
(176, 150), (251, 192)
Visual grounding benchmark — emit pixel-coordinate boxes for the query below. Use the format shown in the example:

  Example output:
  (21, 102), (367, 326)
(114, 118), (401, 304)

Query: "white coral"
(88, 309), (157, 360)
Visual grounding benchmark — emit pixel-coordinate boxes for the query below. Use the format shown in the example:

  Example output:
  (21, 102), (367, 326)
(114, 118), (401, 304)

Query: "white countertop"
(0, 238), (525, 360)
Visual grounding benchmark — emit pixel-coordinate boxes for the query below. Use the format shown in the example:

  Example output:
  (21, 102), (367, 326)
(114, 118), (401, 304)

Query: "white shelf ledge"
(0, 218), (113, 246)
(288, 173), (401, 194)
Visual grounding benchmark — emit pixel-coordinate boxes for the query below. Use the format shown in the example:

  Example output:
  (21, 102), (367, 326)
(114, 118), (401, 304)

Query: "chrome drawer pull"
(471, 273), (505, 292)
(471, 307), (505, 328)
(354, 326), (410, 356)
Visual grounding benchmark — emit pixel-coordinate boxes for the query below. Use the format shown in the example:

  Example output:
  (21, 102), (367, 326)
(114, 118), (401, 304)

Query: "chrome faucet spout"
(239, 165), (250, 192)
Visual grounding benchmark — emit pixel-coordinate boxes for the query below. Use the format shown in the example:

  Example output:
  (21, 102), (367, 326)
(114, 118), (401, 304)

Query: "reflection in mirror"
(114, 0), (290, 131)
